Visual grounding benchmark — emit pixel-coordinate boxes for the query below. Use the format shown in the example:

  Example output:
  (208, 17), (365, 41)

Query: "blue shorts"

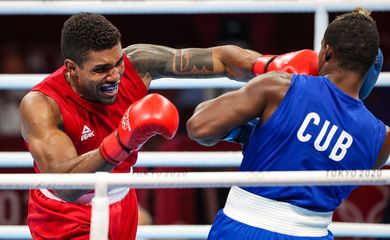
(208, 210), (334, 240)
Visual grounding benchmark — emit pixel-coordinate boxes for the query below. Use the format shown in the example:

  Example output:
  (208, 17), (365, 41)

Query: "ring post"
(90, 172), (109, 240)
(314, 1), (328, 53)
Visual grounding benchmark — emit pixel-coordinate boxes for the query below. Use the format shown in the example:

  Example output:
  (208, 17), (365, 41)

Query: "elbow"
(186, 118), (218, 146)
(186, 116), (207, 141)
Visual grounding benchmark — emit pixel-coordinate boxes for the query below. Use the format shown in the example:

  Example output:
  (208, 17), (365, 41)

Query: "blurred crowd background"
(1, 11), (390, 240)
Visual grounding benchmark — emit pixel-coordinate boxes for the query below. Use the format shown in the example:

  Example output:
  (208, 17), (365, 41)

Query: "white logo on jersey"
(81, 125), (95, 141)
(296, 112), (353, 161)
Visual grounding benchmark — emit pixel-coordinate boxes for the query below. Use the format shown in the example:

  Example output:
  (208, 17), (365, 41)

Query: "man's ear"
(324, 44), (333, 62)
(64, 59), (79, 79)
(64, 59), (77, 73)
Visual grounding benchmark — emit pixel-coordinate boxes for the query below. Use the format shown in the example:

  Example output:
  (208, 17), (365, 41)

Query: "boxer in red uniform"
(20, 12), (263, 240)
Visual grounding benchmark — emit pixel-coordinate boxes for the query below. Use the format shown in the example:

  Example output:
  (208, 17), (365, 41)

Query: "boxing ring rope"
(2, 170), (389, 190)
(0, 170), (388, 239)
(139, 223), (390, 238)
(2, 222), (390, 239)
(1, 0), (390, 14)
(2, 151), (390, 168)
(0, 151), (243, 168)
(2, 152), (390, 238)
(0, 75), (246, 90)
(2, 223), (390, 239)
(1, 73), (390, 90)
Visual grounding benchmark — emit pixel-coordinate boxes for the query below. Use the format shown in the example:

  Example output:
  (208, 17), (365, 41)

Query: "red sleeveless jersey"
(30, 54), (147, 173)
(27, 54), (145, 240)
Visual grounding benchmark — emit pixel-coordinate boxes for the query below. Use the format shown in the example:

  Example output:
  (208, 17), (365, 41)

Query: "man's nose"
(107, 66), (120, 81)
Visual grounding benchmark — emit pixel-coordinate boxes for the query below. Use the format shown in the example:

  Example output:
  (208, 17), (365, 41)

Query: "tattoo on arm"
(124, 44), (217, 79)
(173, 49), (214, 75)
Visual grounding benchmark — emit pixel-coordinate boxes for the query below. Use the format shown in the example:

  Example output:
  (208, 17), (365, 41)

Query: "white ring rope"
(1, 151), (389, 168)
(0, 75), (246, 90)
(0, 0), (390, 15)
(1, 169), (387, 239)
(0, 151), (243, 168)
(0, 151), (242, 168)
(0, 170), (387, 190)
(139, 223), (390, 239)
(1, 223), (390, 239)
(0, 169), (389, 239)
(1, 73), (390, 90)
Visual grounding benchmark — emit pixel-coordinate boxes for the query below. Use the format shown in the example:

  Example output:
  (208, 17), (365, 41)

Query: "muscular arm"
(373, 126), (390, 169)
(124, 44), (261, 87)
(186, 71), (291, 146)
(20, 92), (114, 202)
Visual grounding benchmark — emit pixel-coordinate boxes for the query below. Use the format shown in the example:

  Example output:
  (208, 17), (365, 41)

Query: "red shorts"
(27, 188), (138, 240)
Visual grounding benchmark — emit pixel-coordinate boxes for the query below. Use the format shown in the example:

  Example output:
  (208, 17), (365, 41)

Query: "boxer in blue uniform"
(187, 7), (390, 239)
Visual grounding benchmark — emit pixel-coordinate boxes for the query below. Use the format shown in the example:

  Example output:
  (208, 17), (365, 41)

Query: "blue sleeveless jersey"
(241, 74), (386, 212)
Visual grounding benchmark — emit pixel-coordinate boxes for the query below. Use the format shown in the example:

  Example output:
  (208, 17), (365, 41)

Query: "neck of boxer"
(319, 55), (362, 99)
(328, 70), (363, 99)
(65, 72), (77, 92)
(322, 67), (362, 99)
(65, 71), (90, 101)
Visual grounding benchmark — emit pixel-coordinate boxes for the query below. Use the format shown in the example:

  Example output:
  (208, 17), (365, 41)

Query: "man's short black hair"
(61, 12), (121, 65)
(324, 7), (379, 76)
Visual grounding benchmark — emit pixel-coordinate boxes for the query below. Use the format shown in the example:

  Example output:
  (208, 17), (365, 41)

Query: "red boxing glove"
(99, 93), (179, 165)
(252, 49), (318, 76)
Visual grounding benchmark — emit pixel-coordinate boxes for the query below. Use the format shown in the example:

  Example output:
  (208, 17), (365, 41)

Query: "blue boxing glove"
(223, 118), (259, 146)
(360, 48), (383, 99)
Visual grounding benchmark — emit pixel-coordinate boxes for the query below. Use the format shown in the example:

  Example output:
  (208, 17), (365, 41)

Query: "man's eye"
(116, 60), (124, 67)
(94, 68), (108, 73)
